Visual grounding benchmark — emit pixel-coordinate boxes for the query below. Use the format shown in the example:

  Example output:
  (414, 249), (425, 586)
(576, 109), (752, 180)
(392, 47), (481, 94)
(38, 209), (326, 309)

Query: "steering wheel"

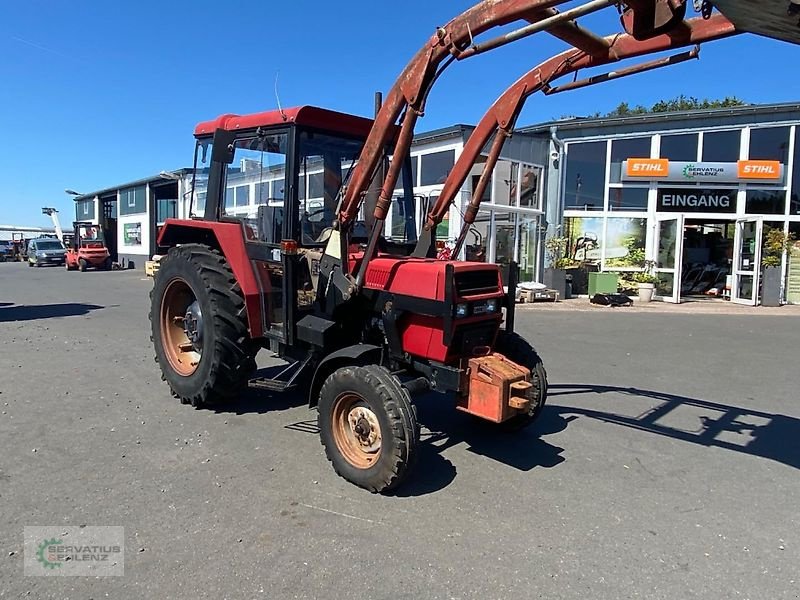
(301, 208), (332, 244)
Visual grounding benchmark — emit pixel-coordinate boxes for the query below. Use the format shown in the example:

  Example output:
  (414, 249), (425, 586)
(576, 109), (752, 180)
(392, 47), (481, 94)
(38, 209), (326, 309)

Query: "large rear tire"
(150, 244), (256, 407)
(318, 365), (419, 493)
(78, 259), (87, 272)
(494, 330), (548, 431)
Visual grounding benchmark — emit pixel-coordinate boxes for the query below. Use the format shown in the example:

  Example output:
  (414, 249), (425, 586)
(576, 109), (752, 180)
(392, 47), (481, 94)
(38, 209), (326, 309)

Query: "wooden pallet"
(145, 260), (160, 278)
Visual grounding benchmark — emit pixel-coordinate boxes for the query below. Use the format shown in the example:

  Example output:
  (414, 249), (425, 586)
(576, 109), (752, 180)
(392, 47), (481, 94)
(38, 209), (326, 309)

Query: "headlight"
(485, 299), (498, 313)
(455, 303), (468, 318)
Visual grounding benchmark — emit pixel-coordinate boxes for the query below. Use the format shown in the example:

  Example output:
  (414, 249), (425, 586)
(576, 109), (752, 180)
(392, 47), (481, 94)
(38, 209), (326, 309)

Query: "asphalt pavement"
(0, 261), (798, 599)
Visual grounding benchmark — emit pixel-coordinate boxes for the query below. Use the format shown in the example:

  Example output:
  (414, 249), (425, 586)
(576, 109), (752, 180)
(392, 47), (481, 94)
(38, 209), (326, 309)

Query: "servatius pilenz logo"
(24, 525), (125, 576)
(682, 163), (695, 179)
(36, 538), (63, 570)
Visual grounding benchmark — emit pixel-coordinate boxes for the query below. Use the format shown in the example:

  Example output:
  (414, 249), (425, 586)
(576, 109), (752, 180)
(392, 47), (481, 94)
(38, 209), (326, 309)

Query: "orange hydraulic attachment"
(457, 353), (533, 423)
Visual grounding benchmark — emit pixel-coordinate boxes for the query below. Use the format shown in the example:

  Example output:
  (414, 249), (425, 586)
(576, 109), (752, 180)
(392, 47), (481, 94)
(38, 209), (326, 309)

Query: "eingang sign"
(623, 159), (783, 183)
(657, 188), (737, 213)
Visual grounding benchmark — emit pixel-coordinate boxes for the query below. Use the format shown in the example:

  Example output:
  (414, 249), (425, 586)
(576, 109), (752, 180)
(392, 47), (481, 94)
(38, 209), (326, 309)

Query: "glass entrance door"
(731, 218), (763, 305)
(485, 208), (543, 285)
(654, 215), (684, 303)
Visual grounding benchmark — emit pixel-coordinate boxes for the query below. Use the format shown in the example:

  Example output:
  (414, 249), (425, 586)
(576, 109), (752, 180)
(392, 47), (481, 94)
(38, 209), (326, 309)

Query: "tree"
(590, 95), (747, 118)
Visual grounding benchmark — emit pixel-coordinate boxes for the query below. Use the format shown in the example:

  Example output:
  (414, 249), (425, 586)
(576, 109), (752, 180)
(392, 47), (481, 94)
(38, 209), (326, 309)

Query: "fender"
(157, 219), (265, 338)
(308, 344), (382, 407)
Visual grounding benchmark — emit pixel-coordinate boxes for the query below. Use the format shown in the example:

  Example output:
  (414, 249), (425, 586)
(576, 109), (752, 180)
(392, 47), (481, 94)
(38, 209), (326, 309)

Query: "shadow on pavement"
(0, 302), (104, 322)
(548, 383), (799, 470)
(390, 394), (567, 497)
(224, 368), (567, 496)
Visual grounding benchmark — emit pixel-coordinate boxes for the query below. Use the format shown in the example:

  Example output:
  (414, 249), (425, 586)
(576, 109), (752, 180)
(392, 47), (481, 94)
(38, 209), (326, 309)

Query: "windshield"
(298, 131), (364, 245)
(36, 240), (63, 250)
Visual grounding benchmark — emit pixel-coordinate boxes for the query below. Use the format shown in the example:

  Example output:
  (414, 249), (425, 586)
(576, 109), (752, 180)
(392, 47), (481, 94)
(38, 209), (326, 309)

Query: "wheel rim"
(160, 277), (203, 377)
(331, 393), (382, 469)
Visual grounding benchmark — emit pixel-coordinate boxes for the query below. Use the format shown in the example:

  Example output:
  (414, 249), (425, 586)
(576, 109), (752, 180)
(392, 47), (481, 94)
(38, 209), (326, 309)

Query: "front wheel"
(494, 331), (548, 431)
(150, 244), (255, 407)
(318, 365), (419, 493)
(78, 259), (87, 272)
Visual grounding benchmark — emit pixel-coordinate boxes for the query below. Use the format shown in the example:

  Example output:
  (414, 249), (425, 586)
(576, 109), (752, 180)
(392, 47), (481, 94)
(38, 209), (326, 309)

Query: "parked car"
(27, 238), (66, 267)
(0, 241), (13, 262)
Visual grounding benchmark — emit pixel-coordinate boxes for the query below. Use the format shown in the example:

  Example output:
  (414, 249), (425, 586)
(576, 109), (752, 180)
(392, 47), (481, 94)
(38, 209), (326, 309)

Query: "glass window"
(660, 133), (698, 161)
(271, 179), (285, 202)
(792, 129), (800, 215)
(298, 131), (366, 245)
(745, 189), (786, 214)
(225, 133), (288, 217)
(299, 175), (306, 201)
(564, 141), (606, 211)
(492, 160), (517, 206)
(518, 164), (540, 208)
(190, 138), (211, 217)
(604, 217), (647, 267)
(254, 182), (269, 206)
(563, 216), (604, 266)
(411, 155), (419, 187)
(420, 149), (455, 186)
(156, 199), (177, 223)
(308, 172), (324, 199)
(235, 185), (250, 207)
(702, 130), (740, 162)
(608, 187), (648, 211)
(749, 127), (790, 161)
(610, 137), (650, 183)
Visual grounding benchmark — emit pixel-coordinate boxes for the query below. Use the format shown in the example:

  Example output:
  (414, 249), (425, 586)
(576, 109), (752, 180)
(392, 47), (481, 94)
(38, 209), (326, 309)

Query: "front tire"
(78, 259), (87, 272)
(318, 365), (419, 493)
(150, 244), (255, 407)
(494, 331), (548, 431)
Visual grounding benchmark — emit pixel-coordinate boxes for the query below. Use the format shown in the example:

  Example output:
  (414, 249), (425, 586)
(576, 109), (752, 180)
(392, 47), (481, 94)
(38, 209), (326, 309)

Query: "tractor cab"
(65, 221), (111, 271)
(163, 106), (419, 342)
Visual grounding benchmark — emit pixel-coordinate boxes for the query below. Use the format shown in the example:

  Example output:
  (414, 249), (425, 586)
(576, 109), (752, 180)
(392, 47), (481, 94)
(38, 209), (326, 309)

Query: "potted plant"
(543, 235), (569, 297)
(761, 227), (796, 306)
(631, 260), (660, 302)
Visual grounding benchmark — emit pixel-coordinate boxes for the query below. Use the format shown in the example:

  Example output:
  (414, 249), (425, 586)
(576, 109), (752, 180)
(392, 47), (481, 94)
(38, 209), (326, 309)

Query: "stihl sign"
(622, 159), (784, 183)
(737, 160), (781, 179)
(626, 158), (668, 177)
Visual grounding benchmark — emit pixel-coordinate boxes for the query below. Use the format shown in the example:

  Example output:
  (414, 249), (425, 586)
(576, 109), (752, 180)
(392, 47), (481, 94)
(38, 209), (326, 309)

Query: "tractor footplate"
(457, 353), (531, 423)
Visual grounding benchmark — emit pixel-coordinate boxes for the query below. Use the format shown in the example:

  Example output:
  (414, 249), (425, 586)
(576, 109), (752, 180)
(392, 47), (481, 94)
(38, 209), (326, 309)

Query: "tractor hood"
(362, 257), (503, 302)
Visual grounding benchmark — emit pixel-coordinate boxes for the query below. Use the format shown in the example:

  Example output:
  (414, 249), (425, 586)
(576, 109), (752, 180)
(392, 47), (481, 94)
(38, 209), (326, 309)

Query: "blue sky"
(1, 0), (799, 227)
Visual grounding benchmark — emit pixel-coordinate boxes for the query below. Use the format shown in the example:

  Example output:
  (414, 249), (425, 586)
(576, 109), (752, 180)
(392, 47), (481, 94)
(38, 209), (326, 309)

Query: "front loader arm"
(415, 11), (738, 257)
(337, 0), (699, 238)
(336, 0), (573, 231)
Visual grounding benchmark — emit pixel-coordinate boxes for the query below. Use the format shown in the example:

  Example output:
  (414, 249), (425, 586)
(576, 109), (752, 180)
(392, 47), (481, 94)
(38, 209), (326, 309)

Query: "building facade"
(72, 102), (800, 305)
(523, 102), (800, 305)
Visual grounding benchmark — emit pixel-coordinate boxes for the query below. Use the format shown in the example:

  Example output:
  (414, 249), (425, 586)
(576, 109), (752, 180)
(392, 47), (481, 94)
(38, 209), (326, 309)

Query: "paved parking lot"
(1, 261), (798, 599)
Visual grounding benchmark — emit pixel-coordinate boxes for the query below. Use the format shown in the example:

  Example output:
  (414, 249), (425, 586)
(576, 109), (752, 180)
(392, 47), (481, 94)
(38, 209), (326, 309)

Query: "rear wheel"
(318, 365), (418, 493)
(150, 244), (256, 407)
(78, 259), (87, 272)
(494, 331), (548, 431)
(103, 257), (112, 270)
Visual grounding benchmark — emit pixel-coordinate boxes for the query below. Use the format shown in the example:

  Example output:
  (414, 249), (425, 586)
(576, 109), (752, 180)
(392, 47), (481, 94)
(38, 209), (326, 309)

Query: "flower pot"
(637, 282), (655, 302)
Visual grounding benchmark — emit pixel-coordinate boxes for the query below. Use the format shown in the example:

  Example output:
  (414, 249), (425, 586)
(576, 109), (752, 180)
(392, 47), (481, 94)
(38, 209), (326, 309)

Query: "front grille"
(454, 269), (499, 297)
(451, 320), (499, 357)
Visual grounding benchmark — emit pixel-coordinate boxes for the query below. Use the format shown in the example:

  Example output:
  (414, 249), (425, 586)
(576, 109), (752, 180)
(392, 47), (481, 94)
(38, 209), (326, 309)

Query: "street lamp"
(64, 189), (83, 196)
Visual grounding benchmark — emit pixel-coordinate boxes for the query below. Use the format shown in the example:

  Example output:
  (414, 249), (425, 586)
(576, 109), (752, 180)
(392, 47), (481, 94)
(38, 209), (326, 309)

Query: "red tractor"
(149, 0), (789, 491)
(65, 221), (112, 271)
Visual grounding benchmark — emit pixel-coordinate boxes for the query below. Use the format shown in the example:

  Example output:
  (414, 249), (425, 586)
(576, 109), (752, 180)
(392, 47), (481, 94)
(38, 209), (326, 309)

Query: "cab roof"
(194, 105), (382, 139)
